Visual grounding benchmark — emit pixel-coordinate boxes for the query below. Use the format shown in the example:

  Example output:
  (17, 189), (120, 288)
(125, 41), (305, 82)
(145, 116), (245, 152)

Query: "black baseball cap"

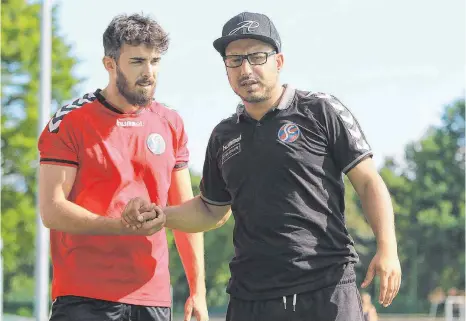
(213, 12), (281, 56)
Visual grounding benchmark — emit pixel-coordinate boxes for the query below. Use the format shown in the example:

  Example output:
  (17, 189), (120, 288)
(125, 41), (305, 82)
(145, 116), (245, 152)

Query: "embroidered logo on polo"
(48, 92), (97, 133)
(310, 92), (370, 151)
(147, 133), (166, 155)
(221, 134), (242, 164)
(278, 123), (300, 143)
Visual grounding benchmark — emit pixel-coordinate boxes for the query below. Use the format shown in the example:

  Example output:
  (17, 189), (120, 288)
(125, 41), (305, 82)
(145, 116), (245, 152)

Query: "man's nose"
(142, 62), (154, 77)
(239, 58), (253, 75)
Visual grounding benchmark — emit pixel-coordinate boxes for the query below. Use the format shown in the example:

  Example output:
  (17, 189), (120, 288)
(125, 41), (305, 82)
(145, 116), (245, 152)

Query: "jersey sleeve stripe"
(40, 158), (79, 166)
(200, 193), (232, 206)
(174, 162), (188, 170)
(342, 151), (373, 174)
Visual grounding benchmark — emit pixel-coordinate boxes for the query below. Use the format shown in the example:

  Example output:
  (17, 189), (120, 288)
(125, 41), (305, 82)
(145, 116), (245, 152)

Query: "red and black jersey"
(38, 89), (189, 306)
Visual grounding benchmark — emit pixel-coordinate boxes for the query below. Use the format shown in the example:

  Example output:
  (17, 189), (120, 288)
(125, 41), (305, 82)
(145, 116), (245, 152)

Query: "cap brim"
(213, 34), (279, 56)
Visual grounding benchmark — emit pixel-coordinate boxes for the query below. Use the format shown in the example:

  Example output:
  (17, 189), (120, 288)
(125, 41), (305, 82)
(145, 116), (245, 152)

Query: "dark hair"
(103, 13), (169, 60)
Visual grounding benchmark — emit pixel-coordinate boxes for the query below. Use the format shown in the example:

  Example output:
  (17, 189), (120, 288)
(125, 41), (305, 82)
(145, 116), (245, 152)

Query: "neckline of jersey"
(94, 89), (151, 117)
(236, 85), (296, 123)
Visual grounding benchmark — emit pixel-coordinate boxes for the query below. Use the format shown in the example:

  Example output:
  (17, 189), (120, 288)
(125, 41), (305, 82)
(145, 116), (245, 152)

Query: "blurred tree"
(1, 0), (79, 315)
(380, 98), (465, 313)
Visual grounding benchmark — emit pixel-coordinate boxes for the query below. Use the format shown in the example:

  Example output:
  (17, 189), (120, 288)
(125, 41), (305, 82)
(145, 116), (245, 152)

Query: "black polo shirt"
(199, 85), (373, 300)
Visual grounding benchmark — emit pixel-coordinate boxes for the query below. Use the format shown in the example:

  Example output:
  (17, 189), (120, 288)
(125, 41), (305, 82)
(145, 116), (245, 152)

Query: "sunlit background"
(1, 0), (465, 320)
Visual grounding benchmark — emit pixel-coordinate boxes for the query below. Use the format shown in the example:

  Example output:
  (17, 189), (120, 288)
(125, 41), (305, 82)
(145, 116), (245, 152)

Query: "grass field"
(171, 314), (451, 321)
(177, 317), (449, 321)
(1, 315), (456, 321)
(4, 313), (459, 321)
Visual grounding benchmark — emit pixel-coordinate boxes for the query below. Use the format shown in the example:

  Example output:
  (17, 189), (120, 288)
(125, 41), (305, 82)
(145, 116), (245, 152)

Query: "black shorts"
(49, 295), (171, 321)
(226, 281), (365, 321)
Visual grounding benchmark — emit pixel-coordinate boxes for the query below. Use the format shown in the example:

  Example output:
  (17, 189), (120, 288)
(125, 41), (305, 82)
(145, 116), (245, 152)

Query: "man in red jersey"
(38, 13), (208, 321)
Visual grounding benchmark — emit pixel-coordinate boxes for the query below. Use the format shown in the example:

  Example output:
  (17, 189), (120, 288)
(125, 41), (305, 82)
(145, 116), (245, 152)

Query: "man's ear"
(103, 56), (116, 72)
(276, 53), (284, 72)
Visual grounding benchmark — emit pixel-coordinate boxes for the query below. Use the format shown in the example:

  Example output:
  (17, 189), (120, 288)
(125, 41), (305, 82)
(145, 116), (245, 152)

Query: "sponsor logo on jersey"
(223, 134), (242, 151)
(116, 119), (144, 127)
(222, 135), (242, 164)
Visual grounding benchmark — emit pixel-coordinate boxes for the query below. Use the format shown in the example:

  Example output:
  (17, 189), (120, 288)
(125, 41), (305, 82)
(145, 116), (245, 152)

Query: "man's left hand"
(184, 293), (209, 321)
(361, 248), (402, 307)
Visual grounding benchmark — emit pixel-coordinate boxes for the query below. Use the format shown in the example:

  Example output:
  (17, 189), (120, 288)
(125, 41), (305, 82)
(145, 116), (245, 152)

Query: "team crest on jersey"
(146, 133), (166, 155)
(278, 123), (300, 143)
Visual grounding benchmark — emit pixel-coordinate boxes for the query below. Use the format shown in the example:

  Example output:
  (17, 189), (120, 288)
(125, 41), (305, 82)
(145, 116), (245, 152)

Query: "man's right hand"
(121, 198), (166, 236)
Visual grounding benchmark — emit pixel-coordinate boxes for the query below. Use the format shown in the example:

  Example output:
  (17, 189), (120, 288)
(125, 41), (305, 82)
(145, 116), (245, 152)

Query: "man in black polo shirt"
(129, 11), (402, 321)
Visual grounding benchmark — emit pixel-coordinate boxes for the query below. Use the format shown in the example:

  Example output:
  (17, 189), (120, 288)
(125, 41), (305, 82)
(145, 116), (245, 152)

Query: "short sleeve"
(317, 93), (373, 174)
(199, 130), (231, 205)
(38, 113), (79, 167)
(173, 114), (189, 171)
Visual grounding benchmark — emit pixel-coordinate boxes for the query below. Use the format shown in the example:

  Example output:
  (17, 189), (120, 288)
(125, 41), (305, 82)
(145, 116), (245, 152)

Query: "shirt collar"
(236, 85), (295, 123)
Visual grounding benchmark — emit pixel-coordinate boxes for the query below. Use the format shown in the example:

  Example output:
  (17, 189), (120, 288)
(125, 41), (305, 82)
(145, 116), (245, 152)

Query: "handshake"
(121, 197), (166, 236)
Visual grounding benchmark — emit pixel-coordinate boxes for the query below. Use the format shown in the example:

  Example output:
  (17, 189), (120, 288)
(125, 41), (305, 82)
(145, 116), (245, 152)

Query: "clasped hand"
(121, 197), (166, 236)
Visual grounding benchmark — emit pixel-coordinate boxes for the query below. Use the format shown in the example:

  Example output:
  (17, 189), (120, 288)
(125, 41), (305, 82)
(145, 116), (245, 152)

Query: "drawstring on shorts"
(282, 294), (297, 311)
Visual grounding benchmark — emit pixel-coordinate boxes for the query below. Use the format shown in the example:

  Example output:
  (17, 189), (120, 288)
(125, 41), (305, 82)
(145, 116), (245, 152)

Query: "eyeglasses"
(223, 51), (276, 68)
